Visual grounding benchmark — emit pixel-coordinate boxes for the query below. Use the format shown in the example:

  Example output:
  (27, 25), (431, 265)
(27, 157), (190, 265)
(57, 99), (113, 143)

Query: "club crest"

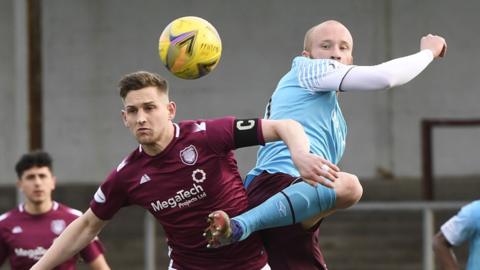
(51, 219), (66, 235)
(180, 145), (198, 165)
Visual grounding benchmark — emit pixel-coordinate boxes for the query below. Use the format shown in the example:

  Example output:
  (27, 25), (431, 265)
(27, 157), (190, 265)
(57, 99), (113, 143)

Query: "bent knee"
(334, 172), (363, 209)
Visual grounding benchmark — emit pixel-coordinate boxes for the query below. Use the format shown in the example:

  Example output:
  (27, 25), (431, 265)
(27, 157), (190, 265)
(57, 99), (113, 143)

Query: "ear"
(16, 180), (23, 191)
(51, 176), (57, 191)
(121, 110), (128, 127)
(167, 101), (176, 121)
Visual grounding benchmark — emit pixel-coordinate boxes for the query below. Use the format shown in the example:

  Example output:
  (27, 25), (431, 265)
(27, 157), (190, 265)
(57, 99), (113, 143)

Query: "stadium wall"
(1, 0), (480, 185)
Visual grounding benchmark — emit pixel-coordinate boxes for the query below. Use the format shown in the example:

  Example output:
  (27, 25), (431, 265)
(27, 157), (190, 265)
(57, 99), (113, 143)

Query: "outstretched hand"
(421, 34), (447, 58)
(292, 153), (339, 188)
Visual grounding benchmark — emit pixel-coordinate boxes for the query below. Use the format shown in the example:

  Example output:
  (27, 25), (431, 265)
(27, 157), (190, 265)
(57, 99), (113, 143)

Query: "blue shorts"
(246, 171), (328, 270)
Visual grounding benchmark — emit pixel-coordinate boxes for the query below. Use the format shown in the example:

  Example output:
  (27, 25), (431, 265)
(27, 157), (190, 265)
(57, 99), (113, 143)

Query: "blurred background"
(1, 0), (479, 269)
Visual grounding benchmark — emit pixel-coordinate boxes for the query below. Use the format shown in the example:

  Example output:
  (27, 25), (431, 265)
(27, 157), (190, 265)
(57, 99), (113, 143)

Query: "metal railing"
(350, 201), (467, 270)
(144, 201), (467, 270)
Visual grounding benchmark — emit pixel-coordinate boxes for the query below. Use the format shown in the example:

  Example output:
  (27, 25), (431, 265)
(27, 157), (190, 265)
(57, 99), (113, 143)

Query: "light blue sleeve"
(296, 57), (353, 92)
(440, 202), (480, 246)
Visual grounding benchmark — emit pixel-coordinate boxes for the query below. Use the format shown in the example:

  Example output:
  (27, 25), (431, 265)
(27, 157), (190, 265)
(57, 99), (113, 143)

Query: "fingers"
(320, 167), (338, 182)
(293, 153), (340, 187)
(303, 177), (334, 188)
(439, 43), (447, 57)
(421, 34), (447, 58)
(322, 159), (340, 172)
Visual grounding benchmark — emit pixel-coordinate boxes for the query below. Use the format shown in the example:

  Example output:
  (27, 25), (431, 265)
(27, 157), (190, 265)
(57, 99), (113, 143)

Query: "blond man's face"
(303, 22), (353, 65)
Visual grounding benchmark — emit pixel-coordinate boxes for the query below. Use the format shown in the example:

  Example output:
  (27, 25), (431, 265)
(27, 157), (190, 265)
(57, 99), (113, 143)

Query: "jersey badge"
(12, 226), (23, 234)
(180, 145), (198, 165)
(51, 219), (66, 235)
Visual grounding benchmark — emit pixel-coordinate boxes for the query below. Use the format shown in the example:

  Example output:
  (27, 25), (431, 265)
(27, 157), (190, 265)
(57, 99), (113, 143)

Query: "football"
(158, 16), (222, 79)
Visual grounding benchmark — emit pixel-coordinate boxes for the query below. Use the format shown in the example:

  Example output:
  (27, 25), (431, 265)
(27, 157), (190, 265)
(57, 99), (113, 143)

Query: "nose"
(32, 176), (42, 186)
(330, 55), (341, 61)
(136, 110), (147, 125)
(330, 47), (342, 61)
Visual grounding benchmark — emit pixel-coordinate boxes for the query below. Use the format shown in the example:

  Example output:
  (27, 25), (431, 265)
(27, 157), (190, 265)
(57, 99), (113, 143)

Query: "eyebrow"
(125, 101), (156, 108)
(25, 173), (47, 178)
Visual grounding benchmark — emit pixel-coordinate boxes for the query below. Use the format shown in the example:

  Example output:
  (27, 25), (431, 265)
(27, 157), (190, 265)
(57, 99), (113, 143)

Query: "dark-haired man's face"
(17, 166), (56, 205)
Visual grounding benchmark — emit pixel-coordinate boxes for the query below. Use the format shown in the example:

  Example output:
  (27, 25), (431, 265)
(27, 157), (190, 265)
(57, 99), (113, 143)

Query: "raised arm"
(306, 34), (447, 92)
(261, 119), (339, 187)
(31, 209), (108, 270)
(343, 34), (446, 91)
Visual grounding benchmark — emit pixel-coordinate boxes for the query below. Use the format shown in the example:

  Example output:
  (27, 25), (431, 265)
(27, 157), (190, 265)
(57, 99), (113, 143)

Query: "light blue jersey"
(441, 200), (480, 270)
(246, 56), (351, 187)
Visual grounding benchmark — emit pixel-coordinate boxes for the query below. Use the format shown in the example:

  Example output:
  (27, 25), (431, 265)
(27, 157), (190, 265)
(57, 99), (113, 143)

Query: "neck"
(142, 123), (175, 156)
(24, 200), (53, 215)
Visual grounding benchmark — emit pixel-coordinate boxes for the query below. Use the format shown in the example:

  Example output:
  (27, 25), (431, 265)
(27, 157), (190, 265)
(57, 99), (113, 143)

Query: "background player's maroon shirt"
(0, 202), (105, 270)
(90, 117), (268, 270)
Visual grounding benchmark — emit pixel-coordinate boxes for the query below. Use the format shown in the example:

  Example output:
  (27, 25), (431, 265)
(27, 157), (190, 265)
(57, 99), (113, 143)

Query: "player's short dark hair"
(15, 150), (53, 179)
(118, 71), (169, 99)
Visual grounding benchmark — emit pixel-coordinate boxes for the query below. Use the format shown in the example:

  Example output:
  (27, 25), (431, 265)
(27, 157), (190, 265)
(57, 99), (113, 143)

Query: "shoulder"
(459, 200), (480, 219)
(178, 117), (235, 135)
(107, 147), (148, 184)
(0, 207), (21, 225)
(55, 202), (83, 218)
(0, 211), (12, 224)
(292, 56), (339, 69)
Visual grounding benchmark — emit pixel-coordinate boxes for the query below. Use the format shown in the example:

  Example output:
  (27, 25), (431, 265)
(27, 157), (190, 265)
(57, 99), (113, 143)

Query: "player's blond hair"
(303, 26), (316, 52)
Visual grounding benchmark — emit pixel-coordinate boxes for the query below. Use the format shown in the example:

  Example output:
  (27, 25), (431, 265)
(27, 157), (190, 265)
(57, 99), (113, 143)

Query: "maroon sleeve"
(79, 238), (105, 263)
(206, 117), (264, 154)
(90, 170), (129, 220)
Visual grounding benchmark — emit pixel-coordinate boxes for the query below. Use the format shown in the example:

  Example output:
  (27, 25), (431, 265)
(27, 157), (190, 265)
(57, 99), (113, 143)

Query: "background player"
(0, 150), (110, 270)
(433, 200), (480, 270)
(205, 20), (447, 270)
(31, 71), (338, 270)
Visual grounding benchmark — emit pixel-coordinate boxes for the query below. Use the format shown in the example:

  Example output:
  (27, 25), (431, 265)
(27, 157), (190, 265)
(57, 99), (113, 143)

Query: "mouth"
(136, 128), (151, 134)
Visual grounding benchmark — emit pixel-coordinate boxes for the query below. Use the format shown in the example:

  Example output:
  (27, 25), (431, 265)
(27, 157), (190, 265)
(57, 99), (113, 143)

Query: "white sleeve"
(440, 209), (475, 246)
(339, 49), (434, 91)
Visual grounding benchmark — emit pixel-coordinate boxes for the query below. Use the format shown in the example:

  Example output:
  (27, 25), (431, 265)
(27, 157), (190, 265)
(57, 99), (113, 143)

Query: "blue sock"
(232, 181), (336, 241)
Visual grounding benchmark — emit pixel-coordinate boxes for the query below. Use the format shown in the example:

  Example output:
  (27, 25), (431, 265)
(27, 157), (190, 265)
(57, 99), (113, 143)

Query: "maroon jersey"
(0, 202), (105, 270)
(90, 117), (268, 270)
